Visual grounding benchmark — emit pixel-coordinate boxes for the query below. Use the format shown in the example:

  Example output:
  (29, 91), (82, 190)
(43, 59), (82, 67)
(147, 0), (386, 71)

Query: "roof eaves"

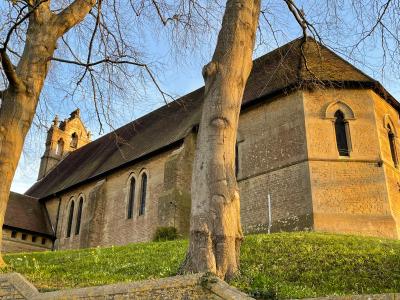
(3, 225), (55, 239)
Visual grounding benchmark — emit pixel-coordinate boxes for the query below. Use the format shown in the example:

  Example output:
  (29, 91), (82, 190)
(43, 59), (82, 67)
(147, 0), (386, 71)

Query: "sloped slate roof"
(26, 38), (398, 199)
(5, 192), (53, 236)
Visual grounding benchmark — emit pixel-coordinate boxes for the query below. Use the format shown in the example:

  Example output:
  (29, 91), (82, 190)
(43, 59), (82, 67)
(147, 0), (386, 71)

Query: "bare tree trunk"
(0, 6), (56, 266)
(0, 0), (95, 266)
(181, 0), (260, 280)
(0, 90), (40, 266)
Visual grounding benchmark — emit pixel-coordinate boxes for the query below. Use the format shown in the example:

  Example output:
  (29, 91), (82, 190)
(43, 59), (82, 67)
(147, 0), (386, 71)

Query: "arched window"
(66, 200), (74, 238)
(70, 132), (78, 148)
(388, 125), (398, 167)
(127, 177), (136, 219)
(139, 173), (147, 216)
(75, 197), (83, 235)
(55, 139), (64, 156)
(334, 110), (350, 156)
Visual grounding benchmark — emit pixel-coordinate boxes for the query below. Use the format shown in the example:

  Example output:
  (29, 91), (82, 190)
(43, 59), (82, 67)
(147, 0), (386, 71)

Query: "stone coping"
(0, 272), (254, 299)
(0, 272), (398, 300)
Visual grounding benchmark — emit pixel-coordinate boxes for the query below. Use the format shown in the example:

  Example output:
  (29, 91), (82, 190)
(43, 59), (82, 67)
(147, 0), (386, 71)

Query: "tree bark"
(0, 0), (96, 266)
(181, 0), (260, 280)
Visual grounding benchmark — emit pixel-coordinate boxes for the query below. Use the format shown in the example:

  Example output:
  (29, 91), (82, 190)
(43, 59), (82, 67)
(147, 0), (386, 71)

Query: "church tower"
(38, 109), (91, 180)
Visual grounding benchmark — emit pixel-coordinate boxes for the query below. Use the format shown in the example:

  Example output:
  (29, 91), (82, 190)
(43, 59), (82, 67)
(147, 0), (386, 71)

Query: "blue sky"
(9, 0), (400, 193)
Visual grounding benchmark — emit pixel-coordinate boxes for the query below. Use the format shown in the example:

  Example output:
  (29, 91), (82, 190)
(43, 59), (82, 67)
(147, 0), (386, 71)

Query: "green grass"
(233, 232), (400, 299)
(2, 232), (400, 299)
(2, 240), (188, 292)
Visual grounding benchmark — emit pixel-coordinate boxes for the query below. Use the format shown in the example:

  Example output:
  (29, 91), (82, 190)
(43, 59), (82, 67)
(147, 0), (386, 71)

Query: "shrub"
(153, 227), (178, 241)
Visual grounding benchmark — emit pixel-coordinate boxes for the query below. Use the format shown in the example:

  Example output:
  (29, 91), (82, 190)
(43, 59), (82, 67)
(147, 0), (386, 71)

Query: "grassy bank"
(2, 232), (400, 299)
(233, 232), (400, 299)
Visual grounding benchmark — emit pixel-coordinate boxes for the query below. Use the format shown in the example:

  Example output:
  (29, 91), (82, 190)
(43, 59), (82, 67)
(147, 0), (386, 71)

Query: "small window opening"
(388, 125), (398, 167)
(11, 231), (17, 238)
(41, 238), (46, 245)
(334, 110), (350, 156)
(55, 138), (64, 156)
(66, 201), (74, 238)
(139, 173), (147, 216)
(32, 236), (37, 243)
(75, 197), (83, 235)
(127, 177), (136, 219)
(70, 132), (78, 148)
(21, 233), (27, 240)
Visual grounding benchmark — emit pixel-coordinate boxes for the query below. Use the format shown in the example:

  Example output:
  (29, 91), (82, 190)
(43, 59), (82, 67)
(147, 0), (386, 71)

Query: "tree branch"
(283, 0), (321, 42)
(1, 0), (48, 50)
(0, 0), (49, 90)
(151, 0), (175, 26)
(55, 0), (97, 35)
(51, 57), (174, 103)
(0, 49), (23, 90)
(283, 0), (307, 37)
(352, 0), (392, 49)
(78, 0), (102, 85)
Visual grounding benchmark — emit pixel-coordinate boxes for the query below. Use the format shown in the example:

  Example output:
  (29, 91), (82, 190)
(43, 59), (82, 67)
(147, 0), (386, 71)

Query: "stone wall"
(46, 135), (198, 250)
(238, 91), (313, 233)
(0, 272), (253, 300)
(371, 90), (400, 237)
(158, 133), (196, 236)
(304, 89), (398, 238)
(50, 147), (170, 249)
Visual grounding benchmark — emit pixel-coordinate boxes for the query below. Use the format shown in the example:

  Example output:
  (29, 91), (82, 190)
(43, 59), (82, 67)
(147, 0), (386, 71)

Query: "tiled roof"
(5, 192), (53, 236)
(26, 38), (398, 199)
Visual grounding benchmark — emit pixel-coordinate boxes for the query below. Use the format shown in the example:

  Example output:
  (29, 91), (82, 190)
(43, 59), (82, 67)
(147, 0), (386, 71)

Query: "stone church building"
(4, 38), (400, 253)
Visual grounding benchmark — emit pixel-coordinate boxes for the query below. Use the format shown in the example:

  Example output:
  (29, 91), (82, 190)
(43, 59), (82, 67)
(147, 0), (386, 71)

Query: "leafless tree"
(1, 0), (397, 279)
(0, 0), (218, 266)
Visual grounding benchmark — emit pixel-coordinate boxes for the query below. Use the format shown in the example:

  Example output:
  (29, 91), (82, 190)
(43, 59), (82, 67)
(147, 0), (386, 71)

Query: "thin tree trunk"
(181, 0), (260, 280)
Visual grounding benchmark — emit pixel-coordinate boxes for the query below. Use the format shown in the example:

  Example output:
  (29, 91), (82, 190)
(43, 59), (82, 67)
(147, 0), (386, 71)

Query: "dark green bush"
(153, 226), (178, 241)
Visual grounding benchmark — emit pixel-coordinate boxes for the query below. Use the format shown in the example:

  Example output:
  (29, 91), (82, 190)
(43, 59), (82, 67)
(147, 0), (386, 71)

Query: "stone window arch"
(127, 173), (136, 219)
(138, 171), (148, 216)
(66, 199), (75, 238)
(383, 114), (398, 136)
(55, 138), (64, 156)
(70, 132), (78, 148)
(325, 100), (355, 120)
(75, 195), (84, 235)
